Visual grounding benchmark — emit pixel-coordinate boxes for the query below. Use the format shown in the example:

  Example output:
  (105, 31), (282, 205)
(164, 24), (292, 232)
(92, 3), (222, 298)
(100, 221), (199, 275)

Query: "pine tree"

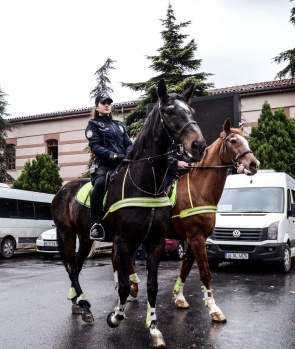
(249, 101), (295, 178)
(89, 58), (116, 101)
(0, 86), (15, 183)
(12, 154), (63, 193)
(273, 0), (295, 78)
(122, 3), (213, 136)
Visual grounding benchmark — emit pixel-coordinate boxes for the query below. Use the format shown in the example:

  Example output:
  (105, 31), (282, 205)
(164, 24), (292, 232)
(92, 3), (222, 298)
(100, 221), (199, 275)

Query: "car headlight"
(267, 221), (279, 240)
(37, 236), (43, 240)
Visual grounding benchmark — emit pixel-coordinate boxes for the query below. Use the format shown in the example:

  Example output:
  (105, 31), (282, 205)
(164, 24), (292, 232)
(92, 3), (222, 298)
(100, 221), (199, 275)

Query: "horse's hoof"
(211, 312), (227, 323)
(127, 295), (137, 302)
(71, 304), (83, 314)
(107, 312), (121, 328)
(175, 299), (189, 309)
(82, 311), (94, 323)
(149, 333), (166, 348)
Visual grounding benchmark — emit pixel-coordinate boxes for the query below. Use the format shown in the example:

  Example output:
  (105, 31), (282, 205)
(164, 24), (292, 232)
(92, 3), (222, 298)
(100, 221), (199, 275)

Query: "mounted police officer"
(85, 93), (132, 240)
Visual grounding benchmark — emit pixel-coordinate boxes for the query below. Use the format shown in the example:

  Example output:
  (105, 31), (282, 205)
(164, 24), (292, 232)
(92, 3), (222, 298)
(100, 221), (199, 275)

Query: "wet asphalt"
(1, 252), (295, 349)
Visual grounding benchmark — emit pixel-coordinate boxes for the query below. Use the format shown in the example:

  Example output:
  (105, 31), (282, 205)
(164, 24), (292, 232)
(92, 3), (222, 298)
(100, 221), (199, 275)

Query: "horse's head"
(157, 79), (206, 161)
(221, 118), (260, 175)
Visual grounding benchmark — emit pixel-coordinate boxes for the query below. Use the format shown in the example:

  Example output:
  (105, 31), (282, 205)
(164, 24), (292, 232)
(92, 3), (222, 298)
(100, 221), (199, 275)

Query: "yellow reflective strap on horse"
(102, 196), (172, 221)
(173, 276), (185, 293)
(122, 166), (129, 200)
(187, 172), (193, 208)
(67, 287), (77, 300)
(146, 301), (157, 328)
(172, 205), (217, 219)
(129, 273), (140, 284)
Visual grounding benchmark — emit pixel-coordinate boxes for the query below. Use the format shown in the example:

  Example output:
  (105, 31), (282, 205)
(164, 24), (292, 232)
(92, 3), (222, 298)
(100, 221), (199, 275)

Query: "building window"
(47, 139), (58, 164)
(6, 144), (16, 170)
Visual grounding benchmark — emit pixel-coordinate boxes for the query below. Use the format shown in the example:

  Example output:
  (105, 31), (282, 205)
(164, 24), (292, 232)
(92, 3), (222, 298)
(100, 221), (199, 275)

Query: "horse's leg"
(145, 240), (166, 348)
(190, 236), (226, 323)
(64, 231), (94, 323)
(107, 241), (130, 328)
(173, 244), (195, 309)
(128, 256), (140, 300)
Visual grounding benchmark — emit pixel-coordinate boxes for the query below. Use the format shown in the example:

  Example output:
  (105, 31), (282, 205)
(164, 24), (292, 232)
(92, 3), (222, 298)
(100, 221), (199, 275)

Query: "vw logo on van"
(233, 230), (241, 238)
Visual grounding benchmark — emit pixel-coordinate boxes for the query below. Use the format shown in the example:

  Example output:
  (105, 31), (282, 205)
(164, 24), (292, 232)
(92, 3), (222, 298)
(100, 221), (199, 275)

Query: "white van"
(0, 187), (54, 258)
(206, 171), (295, 272)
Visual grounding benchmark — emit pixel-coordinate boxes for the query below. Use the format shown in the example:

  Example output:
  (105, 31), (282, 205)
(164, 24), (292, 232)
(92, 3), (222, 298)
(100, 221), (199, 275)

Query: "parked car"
(164, 239), (187, 260)
(36, 228), (112, 259)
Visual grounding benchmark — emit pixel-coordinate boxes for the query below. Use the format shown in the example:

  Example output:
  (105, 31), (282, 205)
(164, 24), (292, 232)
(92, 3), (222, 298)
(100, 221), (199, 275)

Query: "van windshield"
(217, 187), (284, 213)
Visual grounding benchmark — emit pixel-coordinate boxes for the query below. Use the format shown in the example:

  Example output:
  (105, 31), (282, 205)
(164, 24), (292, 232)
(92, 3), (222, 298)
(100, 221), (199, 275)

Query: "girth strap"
(172, 205), (217, 219)
(102, 196), (171, 220)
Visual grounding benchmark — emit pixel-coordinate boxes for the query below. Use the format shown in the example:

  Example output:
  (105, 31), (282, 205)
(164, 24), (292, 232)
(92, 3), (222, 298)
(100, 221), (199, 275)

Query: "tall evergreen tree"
(12, 154), (63, 193)
(0, 86), (15, 183)
(273, 0), (295, 78)
(249, 101), (295, 178)
(89, 58), (116, 101)
(122, 3), (213, 136)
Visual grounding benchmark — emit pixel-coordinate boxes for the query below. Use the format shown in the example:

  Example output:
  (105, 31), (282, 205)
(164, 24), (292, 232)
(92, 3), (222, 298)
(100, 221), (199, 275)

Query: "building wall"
(240, 90), (295, 135)
(5, 83), (295, 184)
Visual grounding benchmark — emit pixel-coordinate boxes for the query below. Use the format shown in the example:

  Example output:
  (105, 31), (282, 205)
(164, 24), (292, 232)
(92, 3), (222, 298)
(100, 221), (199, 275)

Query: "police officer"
(85, 92), (132, 240)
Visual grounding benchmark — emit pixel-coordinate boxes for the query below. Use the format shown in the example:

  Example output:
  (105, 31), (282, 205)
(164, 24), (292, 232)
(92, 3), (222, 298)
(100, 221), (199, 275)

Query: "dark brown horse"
(51, 79), (206, 348)
(170, 118), (259, 322)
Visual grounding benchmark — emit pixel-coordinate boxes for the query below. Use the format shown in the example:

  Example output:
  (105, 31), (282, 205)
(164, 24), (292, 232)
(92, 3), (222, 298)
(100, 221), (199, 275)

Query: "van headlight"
(267, 222), (279, 240)
(37, 235), (42, 240)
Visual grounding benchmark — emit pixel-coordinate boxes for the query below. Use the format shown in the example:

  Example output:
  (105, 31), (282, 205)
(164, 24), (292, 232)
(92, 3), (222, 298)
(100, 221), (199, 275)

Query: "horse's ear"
(223, 118), (231, 133)
(181, 84), (195, 102)
(158, 78), (168, 104)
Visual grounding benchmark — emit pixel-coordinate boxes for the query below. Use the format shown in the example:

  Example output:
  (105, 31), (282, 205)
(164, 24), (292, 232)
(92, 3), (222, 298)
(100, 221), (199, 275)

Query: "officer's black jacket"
(85, 115), (132, 166)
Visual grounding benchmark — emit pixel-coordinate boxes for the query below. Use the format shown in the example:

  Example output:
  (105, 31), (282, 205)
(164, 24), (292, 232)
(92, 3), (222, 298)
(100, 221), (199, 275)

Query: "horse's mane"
(127, 103), (160, 159)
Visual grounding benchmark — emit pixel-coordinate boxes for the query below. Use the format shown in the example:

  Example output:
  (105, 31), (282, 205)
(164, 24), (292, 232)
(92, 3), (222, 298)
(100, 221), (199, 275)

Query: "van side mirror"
(288, 203), (295, 217)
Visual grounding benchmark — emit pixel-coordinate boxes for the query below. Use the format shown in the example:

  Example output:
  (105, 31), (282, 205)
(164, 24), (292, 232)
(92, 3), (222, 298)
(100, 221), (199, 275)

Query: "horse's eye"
(165, 106), (174, 115)
(230, 139), (237, 144)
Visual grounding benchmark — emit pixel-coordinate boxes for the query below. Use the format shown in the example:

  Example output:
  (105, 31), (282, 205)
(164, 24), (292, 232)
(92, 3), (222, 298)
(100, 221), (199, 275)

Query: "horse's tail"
(56, 227), (68, 272)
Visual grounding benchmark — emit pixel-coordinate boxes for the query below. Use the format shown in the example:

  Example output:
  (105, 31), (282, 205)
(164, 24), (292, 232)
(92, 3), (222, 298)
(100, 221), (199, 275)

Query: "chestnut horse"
(127, 119), (259, 316)
(171, 118), (259, 322)
(51, 79), (206, 348)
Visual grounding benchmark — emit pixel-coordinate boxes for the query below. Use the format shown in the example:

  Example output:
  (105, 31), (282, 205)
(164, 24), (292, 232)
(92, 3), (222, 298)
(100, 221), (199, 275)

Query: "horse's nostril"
(192, 141), (207, 153)
(250, 161), (257, 170)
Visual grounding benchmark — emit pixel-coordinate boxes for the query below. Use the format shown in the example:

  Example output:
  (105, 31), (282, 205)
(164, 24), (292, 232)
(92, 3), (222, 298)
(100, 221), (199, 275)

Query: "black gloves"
(110, 153), (125, 165)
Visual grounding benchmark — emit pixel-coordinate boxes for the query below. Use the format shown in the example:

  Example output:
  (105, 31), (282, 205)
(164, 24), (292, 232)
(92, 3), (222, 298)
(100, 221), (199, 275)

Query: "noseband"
(222, 132), (253, 166)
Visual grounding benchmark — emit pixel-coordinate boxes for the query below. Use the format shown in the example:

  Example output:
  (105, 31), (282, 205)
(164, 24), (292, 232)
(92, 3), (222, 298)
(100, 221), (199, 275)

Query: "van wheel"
(277, 244), (291, 273)
(1, 238), (15, 259)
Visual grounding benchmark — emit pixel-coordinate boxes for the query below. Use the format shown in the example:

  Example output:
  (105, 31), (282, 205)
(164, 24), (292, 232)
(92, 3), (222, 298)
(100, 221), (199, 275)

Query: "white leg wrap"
(201, 285), (213, 306)
(207, 298), (222, 315)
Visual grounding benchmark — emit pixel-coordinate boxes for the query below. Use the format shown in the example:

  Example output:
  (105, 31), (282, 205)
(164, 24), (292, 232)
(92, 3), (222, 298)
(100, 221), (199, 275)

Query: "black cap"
(95, 92), (113, 105)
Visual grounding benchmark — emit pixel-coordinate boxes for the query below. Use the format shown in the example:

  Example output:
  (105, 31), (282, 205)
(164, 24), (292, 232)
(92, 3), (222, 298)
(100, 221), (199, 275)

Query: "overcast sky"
(1, 0), (294, 118)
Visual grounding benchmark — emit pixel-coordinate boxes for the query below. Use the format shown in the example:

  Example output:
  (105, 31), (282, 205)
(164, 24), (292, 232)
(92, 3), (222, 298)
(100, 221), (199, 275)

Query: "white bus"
(0, 186), (54, 258)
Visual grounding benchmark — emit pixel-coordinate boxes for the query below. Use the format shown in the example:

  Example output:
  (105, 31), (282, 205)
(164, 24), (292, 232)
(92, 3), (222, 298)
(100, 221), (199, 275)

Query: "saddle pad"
(75, 182), (92, 207)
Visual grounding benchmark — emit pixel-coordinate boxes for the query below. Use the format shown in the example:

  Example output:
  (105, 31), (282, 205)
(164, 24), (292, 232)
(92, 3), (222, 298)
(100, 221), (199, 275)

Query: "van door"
(17, 196), (36, 249)
(287, 189), (295, 256)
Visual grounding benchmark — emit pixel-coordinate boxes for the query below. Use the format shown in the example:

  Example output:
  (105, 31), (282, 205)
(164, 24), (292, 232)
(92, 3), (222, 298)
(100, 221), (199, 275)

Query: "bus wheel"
(1, 238), (15, 259)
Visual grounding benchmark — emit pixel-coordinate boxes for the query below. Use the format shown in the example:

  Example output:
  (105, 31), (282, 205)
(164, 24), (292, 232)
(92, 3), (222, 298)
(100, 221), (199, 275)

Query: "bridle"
(222, 132), (253, 166)
(187, 131), (253, 170)
(158, 97), (199, 146)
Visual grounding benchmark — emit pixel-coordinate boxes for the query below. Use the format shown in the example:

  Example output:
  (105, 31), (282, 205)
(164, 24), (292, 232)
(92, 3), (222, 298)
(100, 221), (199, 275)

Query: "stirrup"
(90, 223), (105, 241)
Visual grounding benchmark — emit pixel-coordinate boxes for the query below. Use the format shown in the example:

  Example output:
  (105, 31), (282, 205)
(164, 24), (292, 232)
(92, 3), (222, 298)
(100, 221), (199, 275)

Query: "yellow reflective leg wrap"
(146, 301), (157, 328)
(77, 293), (91, 307)
(173, 276), (184, 293)
(67, 287), (77, 300)
(129, 273), (140, 284)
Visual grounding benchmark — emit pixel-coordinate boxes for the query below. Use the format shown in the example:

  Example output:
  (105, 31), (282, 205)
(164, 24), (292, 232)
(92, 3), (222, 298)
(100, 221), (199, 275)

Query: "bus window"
(17, 200), (35, 219)
(0, 198), (18, 218)
(34, 202), (52, 220)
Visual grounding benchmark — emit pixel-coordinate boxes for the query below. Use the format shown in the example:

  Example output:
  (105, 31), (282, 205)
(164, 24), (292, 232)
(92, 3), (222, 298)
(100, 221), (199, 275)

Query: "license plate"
(225, 252), (249, 260)
(44, 241), (58, 247)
